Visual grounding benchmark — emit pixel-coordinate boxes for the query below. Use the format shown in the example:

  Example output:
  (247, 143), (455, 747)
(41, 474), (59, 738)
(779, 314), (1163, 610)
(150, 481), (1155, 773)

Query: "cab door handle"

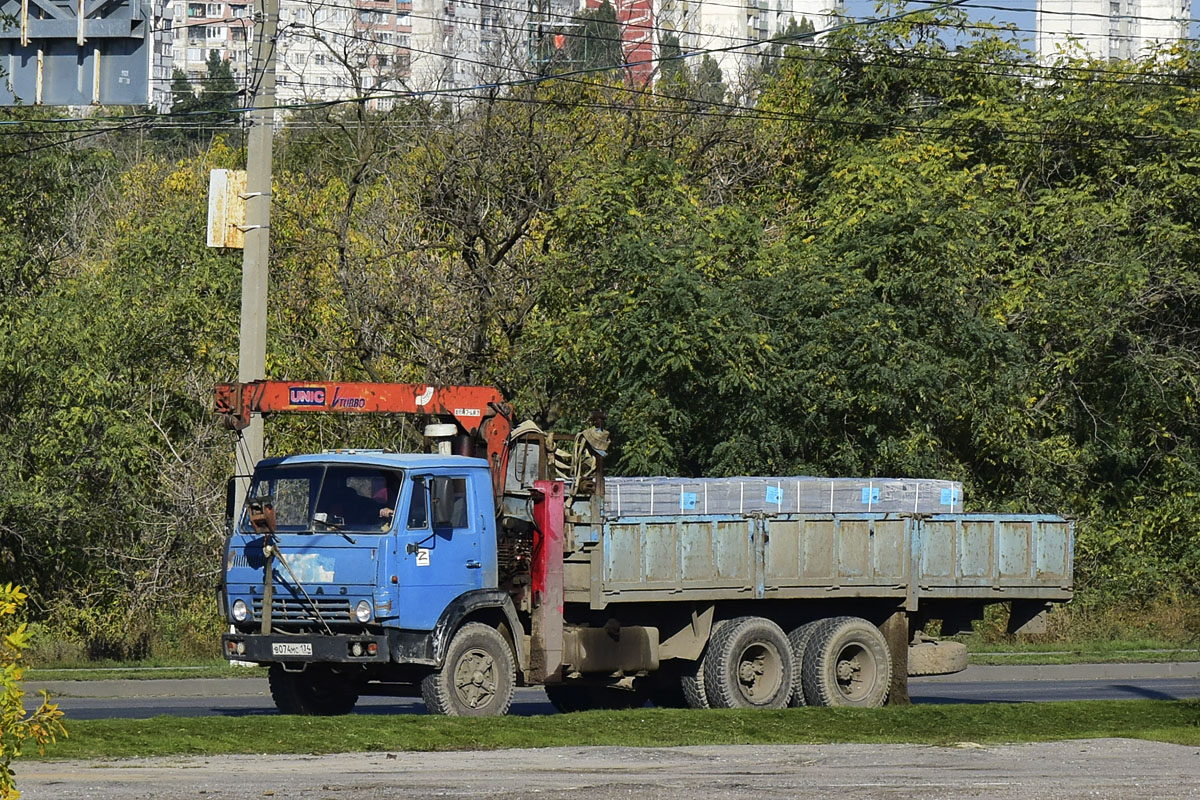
(466, 560), (482, 569)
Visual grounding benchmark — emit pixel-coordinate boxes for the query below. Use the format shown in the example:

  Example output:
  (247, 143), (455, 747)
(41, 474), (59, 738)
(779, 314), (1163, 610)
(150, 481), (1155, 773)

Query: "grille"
(252, 596), (352, 623)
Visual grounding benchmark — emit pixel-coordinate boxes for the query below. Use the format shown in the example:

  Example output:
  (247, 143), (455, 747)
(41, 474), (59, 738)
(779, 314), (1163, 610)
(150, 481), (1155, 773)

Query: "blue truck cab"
(221, 451), (526, 716)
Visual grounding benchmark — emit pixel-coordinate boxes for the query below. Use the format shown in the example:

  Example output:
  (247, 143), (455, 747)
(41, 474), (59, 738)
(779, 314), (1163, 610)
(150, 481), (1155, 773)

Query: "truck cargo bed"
(564, 513), (1072, 610)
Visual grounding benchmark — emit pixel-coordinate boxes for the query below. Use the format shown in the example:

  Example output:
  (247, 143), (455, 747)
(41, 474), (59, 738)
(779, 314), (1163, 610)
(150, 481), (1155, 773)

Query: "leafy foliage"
(1, 585), (66, 799)
(3, 16), (1200, 655)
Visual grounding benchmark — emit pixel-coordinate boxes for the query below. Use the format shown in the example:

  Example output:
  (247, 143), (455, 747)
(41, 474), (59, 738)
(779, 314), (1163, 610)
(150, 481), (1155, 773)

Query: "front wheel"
(421, 623), (516, 717)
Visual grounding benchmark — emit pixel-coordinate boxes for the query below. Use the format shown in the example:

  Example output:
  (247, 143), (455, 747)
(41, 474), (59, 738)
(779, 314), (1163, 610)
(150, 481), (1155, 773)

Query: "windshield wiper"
(312, 515), (358, 544)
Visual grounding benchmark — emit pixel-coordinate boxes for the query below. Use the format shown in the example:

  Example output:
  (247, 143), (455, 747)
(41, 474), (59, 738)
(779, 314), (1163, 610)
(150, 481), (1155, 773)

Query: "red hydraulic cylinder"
(529, 480), (565, 684)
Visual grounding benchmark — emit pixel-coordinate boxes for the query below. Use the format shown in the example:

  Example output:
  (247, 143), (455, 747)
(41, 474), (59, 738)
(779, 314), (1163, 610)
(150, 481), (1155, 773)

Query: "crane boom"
(215, 380), (513, 498)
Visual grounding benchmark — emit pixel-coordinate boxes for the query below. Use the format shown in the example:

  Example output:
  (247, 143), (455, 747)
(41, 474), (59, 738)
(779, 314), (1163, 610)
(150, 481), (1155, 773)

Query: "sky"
(842, 0), (1040, 50)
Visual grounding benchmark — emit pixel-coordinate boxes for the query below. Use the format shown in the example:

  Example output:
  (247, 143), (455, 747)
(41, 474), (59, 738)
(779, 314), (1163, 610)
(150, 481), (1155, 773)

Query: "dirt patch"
(18, 738), (1200, 800)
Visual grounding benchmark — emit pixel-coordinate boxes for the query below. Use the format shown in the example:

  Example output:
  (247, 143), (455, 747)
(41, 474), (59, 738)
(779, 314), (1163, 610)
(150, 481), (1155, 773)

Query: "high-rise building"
(171, 0), (257, 85)
(168, 0), (540, 111)
(655, 0), (841, 93)
(1037, 0), (1190, 62)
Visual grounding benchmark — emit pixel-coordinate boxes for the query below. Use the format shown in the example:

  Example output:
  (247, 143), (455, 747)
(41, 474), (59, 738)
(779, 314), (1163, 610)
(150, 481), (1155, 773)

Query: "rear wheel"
(421, 623), (516, 717)
(702, 616), (793, 709)
(679, 659), (709, 709)
(802, 617), (892, 708)
(268, 663), (359, 716)
(680, 619), (728, 709)
(786, 620), (833, 707)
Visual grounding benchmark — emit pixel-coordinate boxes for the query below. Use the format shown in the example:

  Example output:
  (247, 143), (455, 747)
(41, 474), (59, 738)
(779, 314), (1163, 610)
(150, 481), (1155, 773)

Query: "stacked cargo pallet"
(602, 476), (963, 517)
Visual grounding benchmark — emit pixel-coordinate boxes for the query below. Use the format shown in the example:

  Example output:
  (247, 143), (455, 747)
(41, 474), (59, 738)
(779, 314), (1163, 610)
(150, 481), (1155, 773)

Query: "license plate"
(272, 642), (312, 657)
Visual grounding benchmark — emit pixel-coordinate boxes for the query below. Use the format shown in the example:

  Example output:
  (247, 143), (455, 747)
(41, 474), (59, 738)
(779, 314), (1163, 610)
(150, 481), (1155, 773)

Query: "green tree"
(567, 2), (624, 71)
(658, 33), (687, 85)
(167, 51), (239, 140)
(694, 55), (725, 104)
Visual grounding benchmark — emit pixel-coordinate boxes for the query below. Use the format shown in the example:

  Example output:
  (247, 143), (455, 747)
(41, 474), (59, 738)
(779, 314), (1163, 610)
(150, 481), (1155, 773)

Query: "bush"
(2, 584), (66, 800)
(27, 595), (223, 667)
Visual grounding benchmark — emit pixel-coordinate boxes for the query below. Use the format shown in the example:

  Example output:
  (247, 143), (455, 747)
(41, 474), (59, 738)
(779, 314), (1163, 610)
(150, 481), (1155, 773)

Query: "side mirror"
(225, 477), (237, 536)
(431, 476), (455, 528)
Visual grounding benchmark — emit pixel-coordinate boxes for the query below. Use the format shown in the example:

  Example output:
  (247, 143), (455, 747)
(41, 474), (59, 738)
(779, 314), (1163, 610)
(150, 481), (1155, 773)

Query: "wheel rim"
(832, 642), (878, 702)
(452, 647), (497, 709)
(735, 641), (784, 704)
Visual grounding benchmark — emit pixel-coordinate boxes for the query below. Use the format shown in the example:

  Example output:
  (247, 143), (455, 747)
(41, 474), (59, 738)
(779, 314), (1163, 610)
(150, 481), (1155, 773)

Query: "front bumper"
(223, 632), (390, 664)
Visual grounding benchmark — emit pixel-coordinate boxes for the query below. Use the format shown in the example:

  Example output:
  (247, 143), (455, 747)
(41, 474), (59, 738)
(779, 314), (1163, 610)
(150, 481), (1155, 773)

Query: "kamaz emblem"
(289, 387), (326, 406)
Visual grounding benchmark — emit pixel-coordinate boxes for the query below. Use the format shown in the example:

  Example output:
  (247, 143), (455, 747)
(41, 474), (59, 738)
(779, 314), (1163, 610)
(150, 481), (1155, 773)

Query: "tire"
(268, 663), (359, 716)
(421, 622), (515, 717)
(680, 619), (728, 709)
(680, 658), (709, 709)
(702, 616), (793, 710)
(907, 641), (969, 676)
(786, 620), (832, 707)
(801, 616), (892, 708)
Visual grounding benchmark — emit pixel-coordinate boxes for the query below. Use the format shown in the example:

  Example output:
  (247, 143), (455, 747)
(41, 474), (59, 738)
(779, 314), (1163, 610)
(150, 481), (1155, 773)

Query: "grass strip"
(969, 651), (1200, 666)
(29, 700), (1200, 760)
(27, 665), (261, 682)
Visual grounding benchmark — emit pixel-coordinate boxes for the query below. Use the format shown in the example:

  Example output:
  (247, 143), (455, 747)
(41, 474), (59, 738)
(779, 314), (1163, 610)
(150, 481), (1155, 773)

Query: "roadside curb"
(914, 661), (1200, 683)
(28, 677), (270, 699)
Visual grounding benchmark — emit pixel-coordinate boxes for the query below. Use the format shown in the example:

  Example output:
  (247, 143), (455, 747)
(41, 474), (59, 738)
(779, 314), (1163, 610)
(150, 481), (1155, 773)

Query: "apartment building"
(1037, 0), (1190, 62)
(169, 0), (549, 109)
(655, 0), (840, 91)
(171, 0), (256, 84)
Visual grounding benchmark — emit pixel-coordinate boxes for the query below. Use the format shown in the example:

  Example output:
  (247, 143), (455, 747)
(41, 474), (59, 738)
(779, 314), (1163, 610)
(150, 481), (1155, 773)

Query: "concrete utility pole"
(235, 0), (280, 515)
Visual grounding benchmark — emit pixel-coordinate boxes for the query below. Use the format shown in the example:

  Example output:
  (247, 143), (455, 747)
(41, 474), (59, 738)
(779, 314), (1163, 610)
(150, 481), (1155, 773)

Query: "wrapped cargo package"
(603, 476), (963, 517)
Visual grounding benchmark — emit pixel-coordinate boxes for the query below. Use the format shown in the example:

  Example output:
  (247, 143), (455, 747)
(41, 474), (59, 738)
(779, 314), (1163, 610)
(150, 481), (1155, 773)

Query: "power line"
(913, 0), (1200, 27)
(281, 0), (1200, 91)
(3, 0), (1199, 151)
(283, 14), (1200, 96)
(145, 0), (1200, 95)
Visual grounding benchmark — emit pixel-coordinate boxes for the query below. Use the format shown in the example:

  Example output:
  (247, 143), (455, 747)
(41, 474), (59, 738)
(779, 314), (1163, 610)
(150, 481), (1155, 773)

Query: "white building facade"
(168, 0), (539, 109)
(656, 0), (842, 92)
(1037, 0), (1190, 62)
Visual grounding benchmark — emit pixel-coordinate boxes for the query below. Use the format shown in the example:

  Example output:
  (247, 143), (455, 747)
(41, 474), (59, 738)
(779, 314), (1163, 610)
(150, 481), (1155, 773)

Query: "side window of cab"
(406, 477), (429, 530)
(431, 477), (469, 530)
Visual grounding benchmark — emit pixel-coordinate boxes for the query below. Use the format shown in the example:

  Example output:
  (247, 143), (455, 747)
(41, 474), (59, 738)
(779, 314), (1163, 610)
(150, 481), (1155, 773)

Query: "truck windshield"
(243, 464), (403, 533)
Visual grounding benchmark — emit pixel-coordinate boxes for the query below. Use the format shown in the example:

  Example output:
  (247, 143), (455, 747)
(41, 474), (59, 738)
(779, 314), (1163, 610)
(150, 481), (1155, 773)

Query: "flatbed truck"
(216, 380), (1073, 715)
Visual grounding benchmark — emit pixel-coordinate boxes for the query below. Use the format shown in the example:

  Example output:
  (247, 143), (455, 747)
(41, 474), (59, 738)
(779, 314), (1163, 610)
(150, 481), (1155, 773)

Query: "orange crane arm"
(215, 380), (513, 498)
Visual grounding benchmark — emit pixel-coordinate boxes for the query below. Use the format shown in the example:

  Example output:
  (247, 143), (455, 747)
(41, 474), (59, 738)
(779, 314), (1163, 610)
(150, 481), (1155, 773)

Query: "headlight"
(232, 599), (248, 622)
(355, 600), (372, 623)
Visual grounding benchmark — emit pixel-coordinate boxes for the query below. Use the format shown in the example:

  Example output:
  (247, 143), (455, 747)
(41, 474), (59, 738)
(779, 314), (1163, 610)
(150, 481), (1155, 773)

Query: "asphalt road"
(26, 662), (1200, 719)
(16, 664), (1200, 800)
